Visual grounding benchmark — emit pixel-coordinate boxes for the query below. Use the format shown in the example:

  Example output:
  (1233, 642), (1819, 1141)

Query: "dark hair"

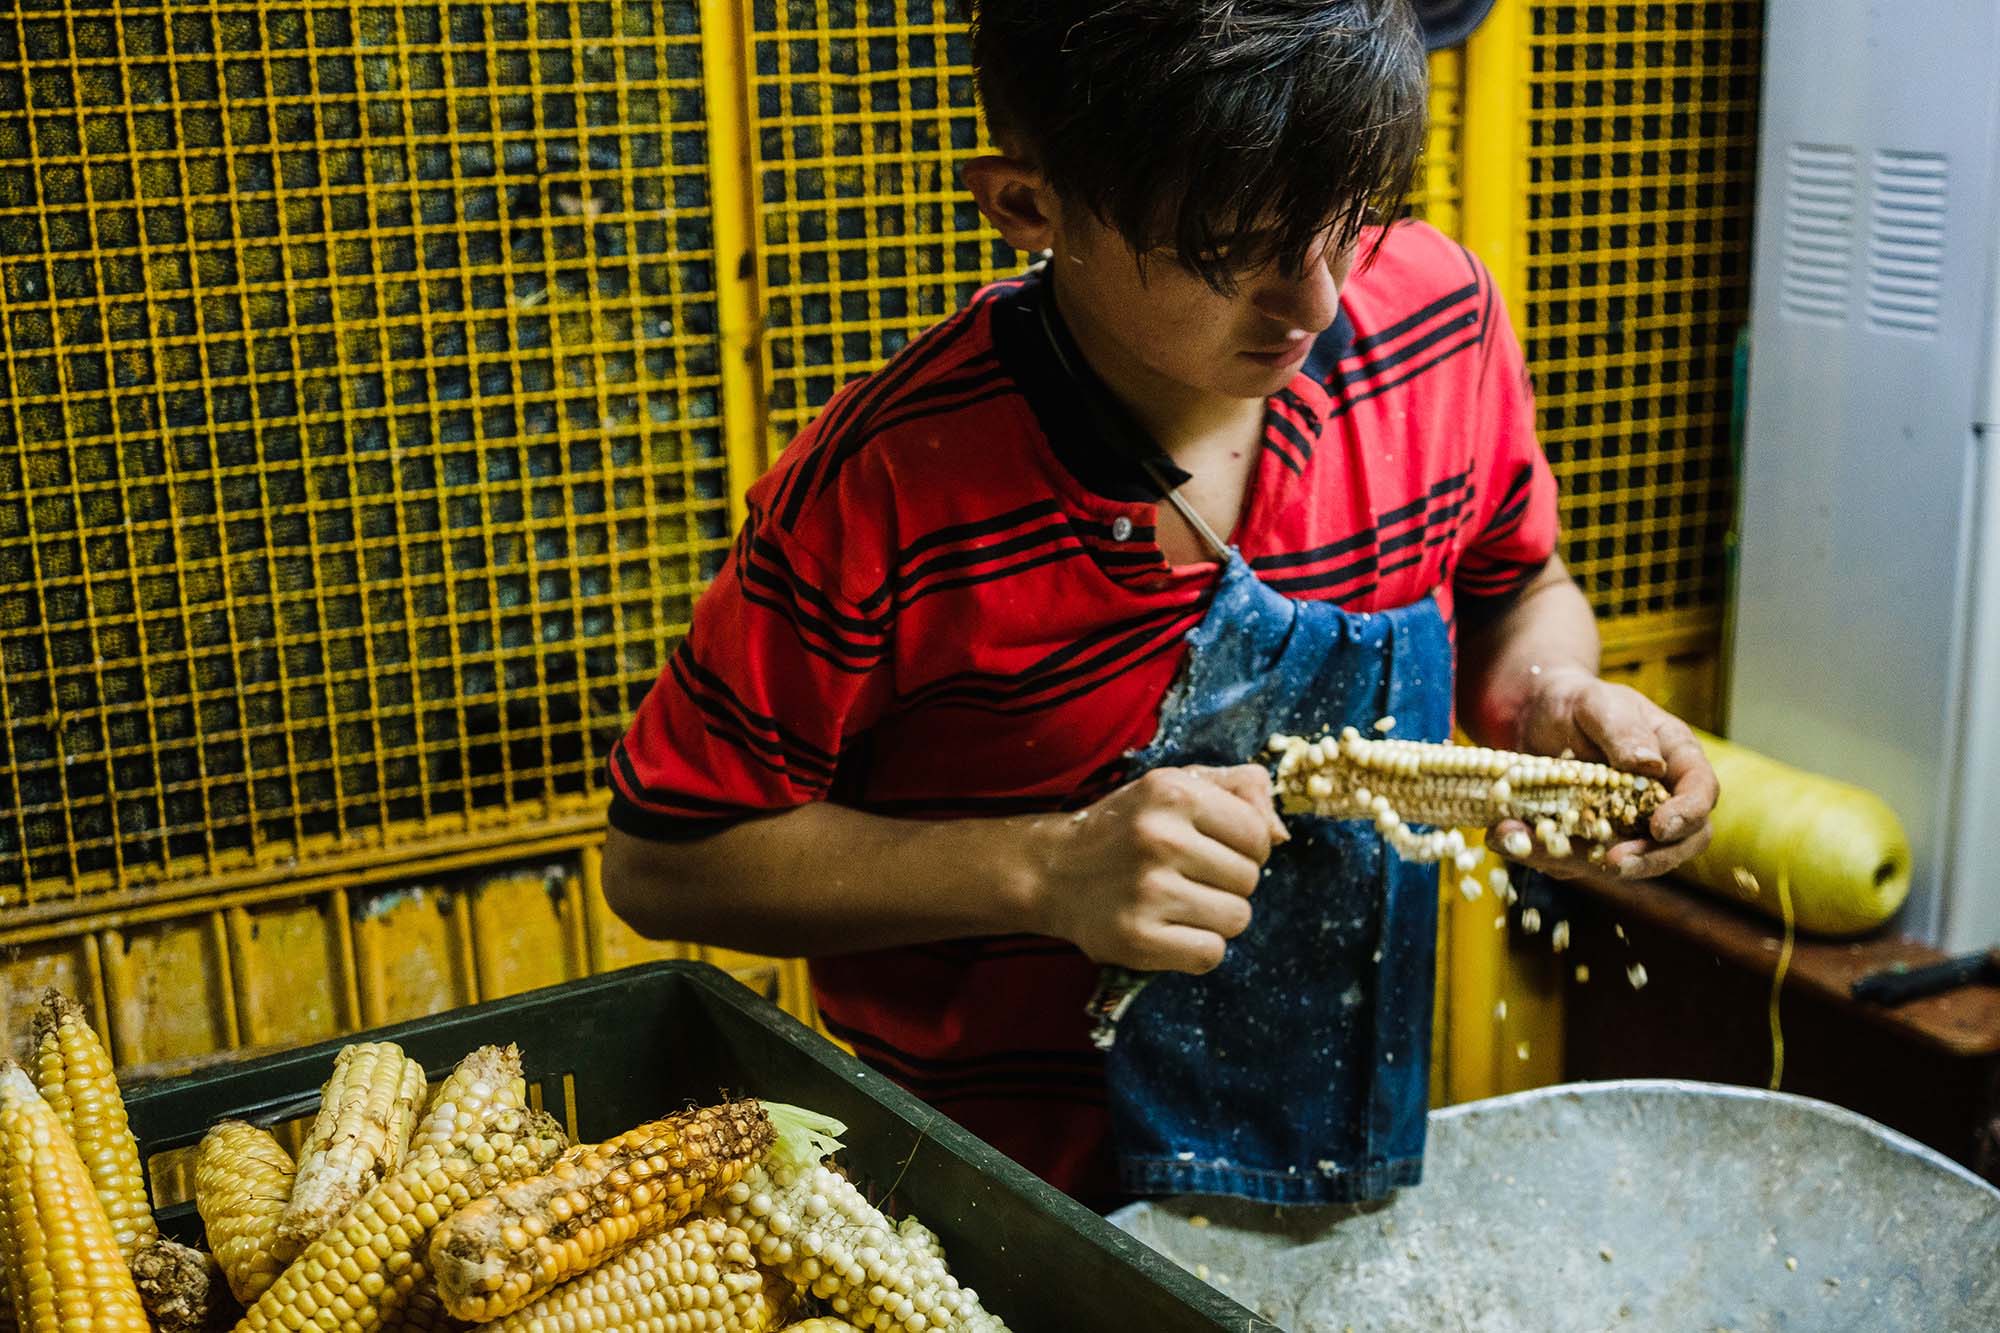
(965, 0), (1429, 291)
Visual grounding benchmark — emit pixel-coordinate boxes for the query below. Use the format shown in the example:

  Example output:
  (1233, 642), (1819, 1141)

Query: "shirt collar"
(990, 266), (1193, 503)
(990, 264), (1355, 501)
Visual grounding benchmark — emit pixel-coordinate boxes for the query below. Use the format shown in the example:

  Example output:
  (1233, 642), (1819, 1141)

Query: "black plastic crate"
(123, 960), (1277, 1331)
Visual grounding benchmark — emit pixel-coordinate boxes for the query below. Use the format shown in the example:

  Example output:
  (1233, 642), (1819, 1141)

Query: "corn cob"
(0, 1061), (151, 1333)
(232, 1104), (566, 1333)
(194, 1121), (297, 1305)
(130, 1235), (230, 1333)
(409, 1045), (526, 1158)
(715, 1105), (1010, 1333)
(277, 1040), (428, 1261)
(429, 1098), (776, 1321)
(30, 989), (228, 1331)
(28, 990), (156, 1260)
(1269, 728), (1668, 864)
(378, 1109), (567, 1333)
(480, 1217), (798, 1333)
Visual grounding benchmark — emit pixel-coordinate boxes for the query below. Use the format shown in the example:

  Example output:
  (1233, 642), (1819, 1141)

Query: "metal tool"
(1851, 947), (2000, 1005)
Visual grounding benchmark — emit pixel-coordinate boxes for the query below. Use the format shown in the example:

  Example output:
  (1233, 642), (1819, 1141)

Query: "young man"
(602, 0), (1717, 1207)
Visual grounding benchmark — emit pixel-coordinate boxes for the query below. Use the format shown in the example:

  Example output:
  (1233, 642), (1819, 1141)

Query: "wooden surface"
(1563, 871), (2000, 1059)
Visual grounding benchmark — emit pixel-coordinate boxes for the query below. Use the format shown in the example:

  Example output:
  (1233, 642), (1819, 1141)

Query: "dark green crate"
(123, 960), (1276, 1332)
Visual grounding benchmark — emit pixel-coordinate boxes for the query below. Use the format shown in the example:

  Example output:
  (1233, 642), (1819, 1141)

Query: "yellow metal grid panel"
(748, 3), (1463, 457)
(748, 0), (1014, 456)
(1523, 1), (1761, 620)
(0, 2), (732, 902)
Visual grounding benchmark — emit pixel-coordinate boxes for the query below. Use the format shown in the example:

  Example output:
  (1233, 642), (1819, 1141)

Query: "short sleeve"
(1453, 265), (1559, 614)
(606, 513), (893, 841)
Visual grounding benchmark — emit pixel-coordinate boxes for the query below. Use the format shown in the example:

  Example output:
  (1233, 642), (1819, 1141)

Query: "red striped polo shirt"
(609, 220), (1558, 1203)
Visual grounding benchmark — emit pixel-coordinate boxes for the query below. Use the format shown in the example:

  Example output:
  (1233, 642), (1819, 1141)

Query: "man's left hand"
(1488, 666), (1718, 881)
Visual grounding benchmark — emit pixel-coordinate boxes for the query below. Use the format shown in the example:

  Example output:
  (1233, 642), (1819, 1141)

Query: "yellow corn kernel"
(279, 1042), (429, 1262)
(29, 990), (157, 1259)
(484, 1218), (796, 1333)
(410, 1046), (526, 1159)
(196, 1121), (298, 1305)
(779, 1322), (866, 1333)
(235, 1106), (565, 1333)
(1269, 730), (1667, 863)
(429, 1100), (775, 1322)
(0, 1062), (151, 1333)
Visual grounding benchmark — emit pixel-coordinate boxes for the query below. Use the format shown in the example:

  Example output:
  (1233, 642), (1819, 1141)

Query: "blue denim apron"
(1096, 541), (1454, 1205)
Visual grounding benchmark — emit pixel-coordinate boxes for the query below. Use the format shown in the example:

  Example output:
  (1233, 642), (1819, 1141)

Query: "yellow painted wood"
(349, 885), (477, 1029)
(222, 899), (345, 1051)
(465, 868), (582, 1002)
(95, 920), (232, 1068)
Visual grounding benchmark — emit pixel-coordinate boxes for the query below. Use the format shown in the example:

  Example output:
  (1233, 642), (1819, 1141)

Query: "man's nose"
(1251, 238), (1346, 334)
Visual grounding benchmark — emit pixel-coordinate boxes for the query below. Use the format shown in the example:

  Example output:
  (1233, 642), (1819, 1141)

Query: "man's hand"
(1025, 765), (1289, 975)
(1491, 665), (1718, 880)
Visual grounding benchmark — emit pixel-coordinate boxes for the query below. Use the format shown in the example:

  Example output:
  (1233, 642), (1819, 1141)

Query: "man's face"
(1048, 206), (1357, 402)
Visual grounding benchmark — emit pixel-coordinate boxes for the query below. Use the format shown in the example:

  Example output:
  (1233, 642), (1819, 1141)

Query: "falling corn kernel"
(1515, 1042), (1531, 1061)
(1459, 876), (1483, 902)
(1521, 907), (1542, 934)
(1493, 1000), (1508, 1022)
(1373, 716), (1396, 733)
(1494, 913), (1508, 931)
(1627, 962), (1649, 990)
(1551, 920), (1571, 953)
(1574, 965), (1591, 984)
(1733, 865), (1761, 899)
(1616, 924), (1627, 940)
(1488, 867), (1511, 896)
(1600, 1247), (1615, 1263)
(1502, 829), (1533, 859)
(1786, 1256), (1799, 1271)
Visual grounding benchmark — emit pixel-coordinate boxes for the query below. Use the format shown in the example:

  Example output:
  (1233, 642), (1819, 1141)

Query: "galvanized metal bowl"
(1109, 1079), (2000, 1332)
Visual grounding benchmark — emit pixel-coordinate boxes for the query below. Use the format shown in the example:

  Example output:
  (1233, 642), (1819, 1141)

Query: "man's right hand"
(1023, 764), (1288, 974)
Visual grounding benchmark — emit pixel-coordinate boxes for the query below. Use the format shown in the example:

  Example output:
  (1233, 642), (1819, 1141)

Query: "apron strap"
(1146, 468), (1232, 562)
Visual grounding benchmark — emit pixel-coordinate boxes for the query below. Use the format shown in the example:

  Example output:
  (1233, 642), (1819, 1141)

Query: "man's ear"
(962, 154), (1058, 254)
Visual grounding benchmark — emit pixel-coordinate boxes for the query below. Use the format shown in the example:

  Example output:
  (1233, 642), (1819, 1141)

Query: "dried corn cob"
(130, 1236), (229, 1333)
(0, 1062), (151, 1333)
(277, 1040), (428, 1261)
(194, 1121), (297, 1305)
(429, 1098), (775, 1321)
(481, 1217), (797, 1333)
(379, 1110), (566, 1333)
(716, 1105), (1010, 1333)
(232, 1104), (566, 1333)
(29, 990), (156, 1259)
(410, 1045), (526, 1158)
(1270, 728), (1668, 864)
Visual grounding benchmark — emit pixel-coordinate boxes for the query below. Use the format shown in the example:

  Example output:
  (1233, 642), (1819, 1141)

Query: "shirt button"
(1111, 516), (1134, 541)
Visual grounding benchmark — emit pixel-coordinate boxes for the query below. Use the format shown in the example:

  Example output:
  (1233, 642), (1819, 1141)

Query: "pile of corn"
(1269, 727), (1669, 865)
(0, 990), (1006, 1333)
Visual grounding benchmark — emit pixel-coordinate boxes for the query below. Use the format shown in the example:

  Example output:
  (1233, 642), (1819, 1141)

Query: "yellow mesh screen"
(0, 3), (728, 900)
(750, 0), (1014, 454)
(1, 1), (1468, 904)
(1524, 1), (1761, 620)
(750, 10), (1462, 456)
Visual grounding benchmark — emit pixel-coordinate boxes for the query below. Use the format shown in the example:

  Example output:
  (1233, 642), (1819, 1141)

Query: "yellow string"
(1768, 867), (1795, 1091)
